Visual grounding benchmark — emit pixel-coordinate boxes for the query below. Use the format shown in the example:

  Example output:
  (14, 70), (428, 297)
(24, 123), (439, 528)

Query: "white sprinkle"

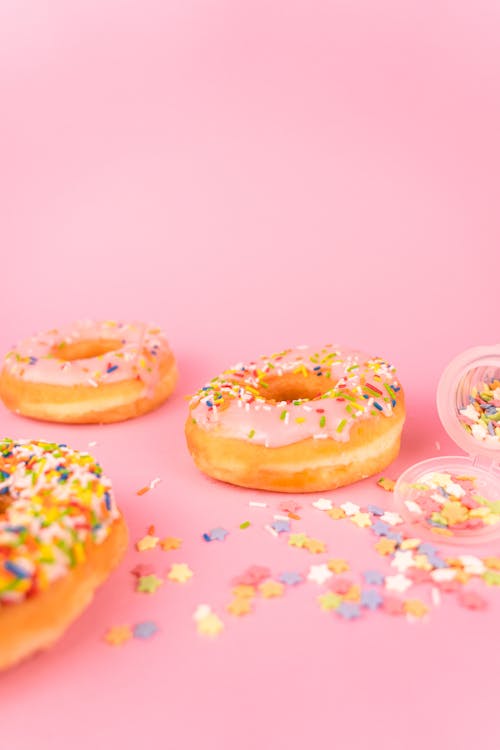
(88, 441), (98, 448)
(273, 514), (290, 521)
(193, 604), (212, 622)
(405, 500), (423, 515)
(340, 501), (360, 517)
(265, 524), (278, 538)
(312, 498), (333, 511)
(149, 477), (162, 490)
(431, 587), (441, 606)
(88, 378), (99, 388)
(430, 568), (456, 583)
(249, 501), (268, 508)
(313, 434), (328, 439)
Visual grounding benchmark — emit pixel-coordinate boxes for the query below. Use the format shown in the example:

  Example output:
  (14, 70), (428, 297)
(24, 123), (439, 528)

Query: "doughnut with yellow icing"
(0, 439), (127, 671)
(186, 345), (405, 492)
(0, 320), (178, 423)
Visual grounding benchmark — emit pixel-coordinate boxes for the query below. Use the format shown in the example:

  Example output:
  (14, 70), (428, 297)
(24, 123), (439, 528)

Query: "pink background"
(1, 1), (500, 748)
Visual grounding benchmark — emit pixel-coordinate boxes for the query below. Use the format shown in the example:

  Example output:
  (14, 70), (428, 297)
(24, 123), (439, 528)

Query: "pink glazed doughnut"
(0, 320), (178, 423)
(186, 344), (405, 492)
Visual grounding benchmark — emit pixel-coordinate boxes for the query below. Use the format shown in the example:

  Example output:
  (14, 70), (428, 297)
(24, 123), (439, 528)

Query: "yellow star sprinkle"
(160, 537), (183, 551)
(227, 597), (253, 616)
(441, 502), (468, 526)
(413, 554), (433, 571)
(289, 533), (308, 548)
(400, 538), (422, 551)
(374, 538), (397, 556)
(167, 563), (194, 583)
(344, 584), (361, 602)
(350, 512), (372, 528)
(377, 477), (395, 492)
(327, 558), (350, 574)
(404, 599), (429, 618)
(303, 538), (327, 554)
(136, 534), (160, 552)
(327, 507), (346, 520)
(231, 585), (256, 599)
(197, 613), (224, 637)
(318, 592), (342, 611)
(259, 580), (285, 598)
(104, 625), (132, 646)
(484, 557), (500, 570)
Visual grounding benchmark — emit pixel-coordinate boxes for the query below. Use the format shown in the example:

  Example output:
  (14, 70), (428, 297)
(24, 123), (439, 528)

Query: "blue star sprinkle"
(133, 621), (159, 640)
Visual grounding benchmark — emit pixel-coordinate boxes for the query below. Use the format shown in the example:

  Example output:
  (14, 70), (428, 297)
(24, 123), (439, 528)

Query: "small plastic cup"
(394, 345), (500, 545)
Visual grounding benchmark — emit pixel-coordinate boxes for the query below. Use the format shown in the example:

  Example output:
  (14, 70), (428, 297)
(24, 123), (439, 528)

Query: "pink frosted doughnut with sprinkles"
(0, 320), (178, 423)
(186, 344), (405, 492)
(0, 438), (127, 671)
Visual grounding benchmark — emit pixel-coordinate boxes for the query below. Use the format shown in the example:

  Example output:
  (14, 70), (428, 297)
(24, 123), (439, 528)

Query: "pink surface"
(1, 1), (500, 748)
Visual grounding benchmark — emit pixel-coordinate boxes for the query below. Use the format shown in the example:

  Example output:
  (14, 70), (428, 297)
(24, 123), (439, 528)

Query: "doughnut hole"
(51, 339), (122, 361)
(255, 373), (334, 404)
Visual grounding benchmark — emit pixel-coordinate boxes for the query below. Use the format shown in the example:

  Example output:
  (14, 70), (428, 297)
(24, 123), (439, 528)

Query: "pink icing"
(2, 320), (171, 391)
(190, 345), (402, 448)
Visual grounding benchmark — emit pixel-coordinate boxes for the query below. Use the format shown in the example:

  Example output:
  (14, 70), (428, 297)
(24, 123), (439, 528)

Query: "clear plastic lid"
(394, 345), (500, 545)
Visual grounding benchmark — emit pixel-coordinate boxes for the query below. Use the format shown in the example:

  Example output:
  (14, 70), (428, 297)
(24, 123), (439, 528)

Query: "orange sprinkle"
(136, 486), (150, 496)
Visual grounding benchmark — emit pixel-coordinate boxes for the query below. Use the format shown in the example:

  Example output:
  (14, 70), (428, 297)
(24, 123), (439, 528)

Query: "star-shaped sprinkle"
(330, 577), (352, 595)
(160, 537), (183, 551)
(350, 512), (372, 528)
(430, 568), (456, 583)
(209, 527), (229, 541)
(391, 550), (417, 573)
(484, 557), (500, 570)
(193, 604), (213, 622)
(483, 571), (500, 586)
(131, 563), (155, 578)
(327, 558), (350, 574)
(136, 574), (164, 594)
(318, 592), (342, 611)
(104, 625), (132, 646)
(303, 538), (326, 554)
(441, 503), (468, 526)
(400, 538), (421, 551)
(312, 498), (333, 511)
(403, 600), (429, 619)
(232, 584), (256, 599)
(167, 563), (194, 583)
(279, 500), (302, 514)
(459, 555), (485, 575)
(363, 570), (385, 585)
(133, 621), (159, 639)
(361, 589), (383, 610)
(457, 590), (488, 610)
(307, 564), (333, 585)
(380, 511), (403, 526)
(340, 501), (360, 517)
(382, 596), (405, 615)
(271, 519), (291, 534)
(375, 538), (397, 556)
(227, 597), (253, 616)
(289, 533), (308, 548)
(385, 574), (412, 593)
(367, 504), (385, 516)
(279, 571), (303, 586)
(197, 612), (224, 637)
(336, 601), (361, 620)
(344, 584), (361, 602)
(233, 565), (270, 586)
(136, 534), (160, 552)
(259, 580), (285, 598)
(328, 507), (346, 520)
(377, 477), (395, 492)
(372, 520), (391, 536)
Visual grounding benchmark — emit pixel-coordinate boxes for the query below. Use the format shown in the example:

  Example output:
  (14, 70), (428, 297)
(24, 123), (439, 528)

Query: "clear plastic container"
(394, 345), (500, 545)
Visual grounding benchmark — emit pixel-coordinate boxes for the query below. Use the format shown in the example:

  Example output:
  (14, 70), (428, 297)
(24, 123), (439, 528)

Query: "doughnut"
(0, 439), (127, 671)
(0, 320), (178, 423)
(186, 345), (405, 492)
